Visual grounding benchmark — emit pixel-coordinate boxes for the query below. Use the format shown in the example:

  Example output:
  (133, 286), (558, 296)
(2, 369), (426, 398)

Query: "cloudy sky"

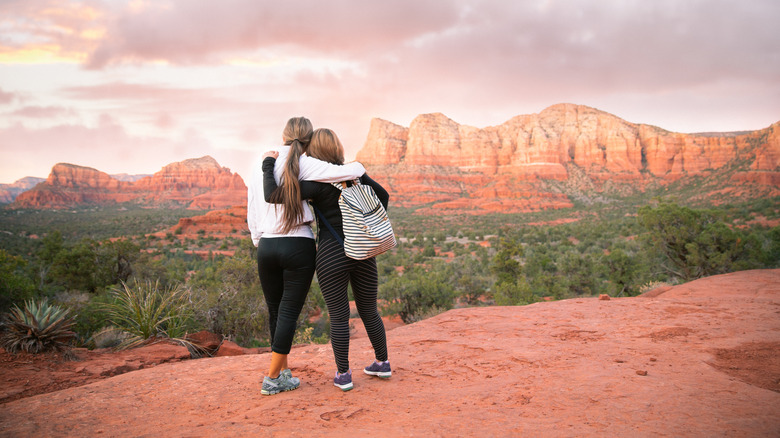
(1, 0), (779, 183)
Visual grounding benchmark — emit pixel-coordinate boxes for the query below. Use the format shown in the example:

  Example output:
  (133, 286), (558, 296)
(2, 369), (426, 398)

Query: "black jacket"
(262, 157), (390, 242)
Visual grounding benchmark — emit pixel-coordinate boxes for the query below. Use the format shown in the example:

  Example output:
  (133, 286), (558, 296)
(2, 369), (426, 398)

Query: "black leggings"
(257, 237), (316, 355)
(316, 237), (388, 373)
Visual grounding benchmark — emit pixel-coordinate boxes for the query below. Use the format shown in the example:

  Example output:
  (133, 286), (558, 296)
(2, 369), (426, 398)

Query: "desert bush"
(493, 279), (535, 306)
(600, 249), (643, 296)
(292, 325), (328, 345)
(1, 299), (76, 353)
(102, 280), (196, 351)
(89, 326), (130, 349)
(0, 249), (36, 313)
(638, 281), (673, 295)
(34, 234), (141, 293)
(380, 264), (455, 324)
(639, 202), (769, 281)
(489, 237), (536, 305)
(187, 253), (270, 346)
(53, 290), (112, 346)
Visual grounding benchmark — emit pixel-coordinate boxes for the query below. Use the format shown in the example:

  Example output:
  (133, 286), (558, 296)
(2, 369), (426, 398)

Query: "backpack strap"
(331, 179), (358, 190)
(312, 204), (344, 246)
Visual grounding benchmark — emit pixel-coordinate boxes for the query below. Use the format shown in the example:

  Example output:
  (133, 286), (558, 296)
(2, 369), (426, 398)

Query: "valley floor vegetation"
(1, 196), (778, 354)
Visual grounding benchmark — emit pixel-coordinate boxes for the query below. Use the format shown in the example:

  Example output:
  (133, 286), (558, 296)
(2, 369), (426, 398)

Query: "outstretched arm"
(298, 154), (365, 183)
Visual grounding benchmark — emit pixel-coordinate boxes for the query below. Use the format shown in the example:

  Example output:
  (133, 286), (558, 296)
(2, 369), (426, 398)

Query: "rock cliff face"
(12, 156), (246, 210)
(8, 105), (778, 213)
(133, 156), (246, 209)
(0, 177), (45, 204)
(357, 104), (780, 213)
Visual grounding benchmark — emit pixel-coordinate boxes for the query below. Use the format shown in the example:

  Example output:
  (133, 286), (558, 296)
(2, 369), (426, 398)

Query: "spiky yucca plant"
(103, 280), (203, 356)
(1, 299), (76, 353)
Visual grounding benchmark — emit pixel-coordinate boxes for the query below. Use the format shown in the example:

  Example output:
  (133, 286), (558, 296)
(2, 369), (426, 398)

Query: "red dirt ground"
(1, 269), (778, 437)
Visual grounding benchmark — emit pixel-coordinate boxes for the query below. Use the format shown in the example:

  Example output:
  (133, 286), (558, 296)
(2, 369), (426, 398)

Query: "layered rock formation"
(12, 156), (246, 210)
(133, 156), (246, 210)
(166, 205), (248, 239)
(0, 177), (45, 204)
(357, 104), (779, 213)
(8, 104), (778, 214)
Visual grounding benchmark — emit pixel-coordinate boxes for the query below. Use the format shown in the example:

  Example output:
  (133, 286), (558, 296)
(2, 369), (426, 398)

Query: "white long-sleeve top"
(247, 145), (366, 246)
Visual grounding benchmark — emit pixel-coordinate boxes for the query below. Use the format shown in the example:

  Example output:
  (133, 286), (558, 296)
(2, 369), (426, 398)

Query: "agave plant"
(1, 299), (76, 353)
(103, 280), (204, 356)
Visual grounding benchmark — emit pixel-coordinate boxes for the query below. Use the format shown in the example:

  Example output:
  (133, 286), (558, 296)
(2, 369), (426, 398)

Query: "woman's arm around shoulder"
(299, 155), (366, 183)
(262, 155), (280, 203)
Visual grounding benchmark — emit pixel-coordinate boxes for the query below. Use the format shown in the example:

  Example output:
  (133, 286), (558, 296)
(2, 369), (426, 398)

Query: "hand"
(263, 150), (279, 160)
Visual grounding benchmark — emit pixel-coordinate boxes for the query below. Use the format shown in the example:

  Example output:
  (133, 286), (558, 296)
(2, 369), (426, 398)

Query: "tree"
(558, 252), (598, 296)
(187, 253), (269, 345)
(0, 249), (36, 312)
(490, 237), (523, 285)
(380, 265), (455, 324)
(99, 239), (141, 285)
(638, 202), (765, 281)
(48, 238), (103, 292)
(36, 231), (64, 289)
(493, 279), (534, 306)
(601, 249), (641, 296)
(489, 237), (535, 305)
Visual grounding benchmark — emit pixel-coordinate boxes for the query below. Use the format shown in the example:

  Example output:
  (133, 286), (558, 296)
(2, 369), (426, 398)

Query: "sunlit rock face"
(10, 105), (779, 214)
(356, 104), (779, 214)
(12, 156), (247, 210)
(0, 177), (46, 204)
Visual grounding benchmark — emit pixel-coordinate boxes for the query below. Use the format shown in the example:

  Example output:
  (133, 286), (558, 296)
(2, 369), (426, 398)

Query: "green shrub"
(0, 249), (36, 313)
(1, 299), (76, 353)
(493, 279), (535, 306)
(102, 280), (196, 351)
(187, 254), (269, 346)
(53, 291), (112, 346)
(380, 265), (455, 324)
(639, 202), (769, 281)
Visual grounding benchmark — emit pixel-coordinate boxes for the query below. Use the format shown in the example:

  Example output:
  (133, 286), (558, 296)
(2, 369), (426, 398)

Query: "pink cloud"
(84, 1), (460, 68)
(5, 1), (778, 102)
(1, 0), (778, 174)
(8, 105), (76, 119)
(0, 0), (109, 56)
(0, 116), (221, 183)
(0, 88), (19, 104)
(153, 112), (176, 130)
(62, 82), (198, 100)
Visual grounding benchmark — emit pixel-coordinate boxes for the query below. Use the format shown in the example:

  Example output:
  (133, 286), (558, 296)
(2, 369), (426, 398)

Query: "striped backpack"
(314, 180), (396, 260)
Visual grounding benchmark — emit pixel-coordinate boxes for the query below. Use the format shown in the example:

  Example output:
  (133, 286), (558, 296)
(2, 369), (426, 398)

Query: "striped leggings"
(316, 237), (388, 373)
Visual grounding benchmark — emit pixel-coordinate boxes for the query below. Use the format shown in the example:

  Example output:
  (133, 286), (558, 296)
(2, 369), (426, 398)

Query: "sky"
(1, 0), (779, 184)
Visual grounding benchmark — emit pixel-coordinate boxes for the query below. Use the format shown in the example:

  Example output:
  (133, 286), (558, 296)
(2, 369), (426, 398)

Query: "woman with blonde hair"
(263, 128), (392, 391)
(247, 117), (366, 395)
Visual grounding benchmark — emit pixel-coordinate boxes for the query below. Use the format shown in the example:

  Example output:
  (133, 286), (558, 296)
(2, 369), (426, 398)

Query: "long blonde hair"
(307, 128), (345, 165)
(272, 116), (313, 234)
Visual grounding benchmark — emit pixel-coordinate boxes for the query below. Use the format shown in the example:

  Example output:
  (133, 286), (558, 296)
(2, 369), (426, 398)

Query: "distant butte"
(11, 156), (246, 210)
(8, 104), (779, 213)
(357, 103), (779, 214)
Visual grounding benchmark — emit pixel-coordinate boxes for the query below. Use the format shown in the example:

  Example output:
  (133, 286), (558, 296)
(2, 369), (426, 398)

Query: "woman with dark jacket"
(263, 128), (392, 392)
(247, 118), (366, 395)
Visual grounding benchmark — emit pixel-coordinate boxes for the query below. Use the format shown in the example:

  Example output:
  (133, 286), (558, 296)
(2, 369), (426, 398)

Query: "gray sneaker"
(364, 360), (391, 378)
(261, 372), (300, 395)
(333, 369), (353, 391)
(281, 368), (292, 379)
